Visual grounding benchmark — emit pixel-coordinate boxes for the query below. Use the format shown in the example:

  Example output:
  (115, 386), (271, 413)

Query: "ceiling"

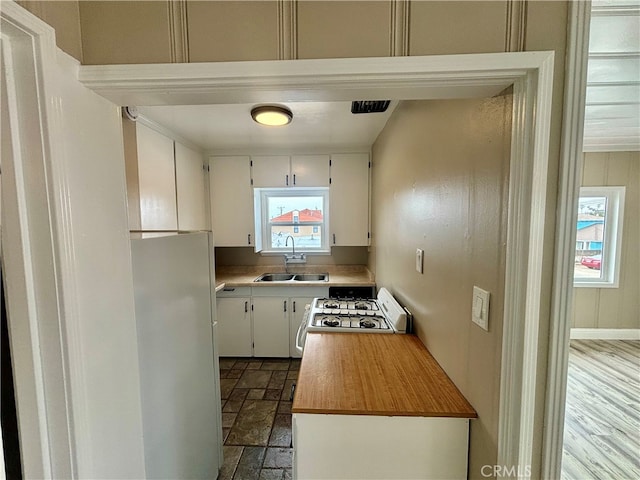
(584, 1), (640, 151)
(138, 101), (398, 152)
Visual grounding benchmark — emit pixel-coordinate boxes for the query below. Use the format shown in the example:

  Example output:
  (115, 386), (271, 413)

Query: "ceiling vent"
(351, 100), (391, 114)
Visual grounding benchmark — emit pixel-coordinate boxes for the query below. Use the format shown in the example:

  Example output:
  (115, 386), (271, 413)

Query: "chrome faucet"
(284, 235), (306, 265)
(285, 235), (295, 256)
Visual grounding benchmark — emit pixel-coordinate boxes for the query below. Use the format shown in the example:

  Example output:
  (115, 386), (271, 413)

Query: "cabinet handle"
(245, 301), (248, 313)
(293, 301), (296, 313)
(284, 300), (287, 312)
(247, 233), (251, 245)
(286, 174), (289, 186)
(333, 233), (336, 244)
(293, 174), (296, 185)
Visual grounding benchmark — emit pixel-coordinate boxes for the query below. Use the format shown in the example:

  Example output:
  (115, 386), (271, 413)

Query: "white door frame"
(80, 52), (555, 472)
(542, 1), (592, 478)
(1, 0), (564, 473)
(0, 2), (74, 478)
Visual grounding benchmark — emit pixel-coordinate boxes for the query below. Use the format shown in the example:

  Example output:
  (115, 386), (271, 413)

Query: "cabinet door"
(136, 123), (177, 230)
(291, 155), (330, 187)
(175, 142), (207, 230)
(251, 155), (290, 187)
(210, 156), (254, 246)
(216, 297), (252, 357)
(252, 296), (290, 357)
(289, 297), (313, 358)
(330, 153), (370, 246)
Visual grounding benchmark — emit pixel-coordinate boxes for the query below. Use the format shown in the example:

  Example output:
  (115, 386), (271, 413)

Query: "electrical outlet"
(416, 249), (424, 274)
(471, 286), (490, 331)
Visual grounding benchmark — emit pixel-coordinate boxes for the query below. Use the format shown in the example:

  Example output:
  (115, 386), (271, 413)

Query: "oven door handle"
(296, 305), (311, 354)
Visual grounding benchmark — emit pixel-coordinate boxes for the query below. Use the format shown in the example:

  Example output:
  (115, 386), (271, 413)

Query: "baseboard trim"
(570, 328), (640, 340)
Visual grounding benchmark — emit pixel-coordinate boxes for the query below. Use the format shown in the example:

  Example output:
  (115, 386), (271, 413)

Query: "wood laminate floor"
(561, 340), (640, 480)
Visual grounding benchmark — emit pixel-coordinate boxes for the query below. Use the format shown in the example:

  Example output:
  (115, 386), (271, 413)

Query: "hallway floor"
(561, 340), (640, 479)
(218, 357), (299, 480)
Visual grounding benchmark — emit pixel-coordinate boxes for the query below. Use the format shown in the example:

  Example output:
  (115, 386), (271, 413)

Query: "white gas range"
(295, 287), (409, 353)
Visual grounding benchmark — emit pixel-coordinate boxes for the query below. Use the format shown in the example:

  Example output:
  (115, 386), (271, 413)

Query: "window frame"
(573, 186), (626, 288)
(253, 187), (330, 254)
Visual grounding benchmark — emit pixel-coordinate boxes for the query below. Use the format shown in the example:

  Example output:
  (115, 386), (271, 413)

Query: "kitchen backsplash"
(214, 246), (369, 266)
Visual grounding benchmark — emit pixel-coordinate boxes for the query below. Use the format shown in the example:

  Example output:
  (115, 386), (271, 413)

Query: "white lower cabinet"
(216, 288), (252, 357)
(252, 296), (291, 357)
(216, 286), (327, 358)
(293, 414), (470, 479)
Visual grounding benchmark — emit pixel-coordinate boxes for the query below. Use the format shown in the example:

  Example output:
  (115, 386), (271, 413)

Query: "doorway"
(545, 1), (640, 477)
(1, 261), (23, 479)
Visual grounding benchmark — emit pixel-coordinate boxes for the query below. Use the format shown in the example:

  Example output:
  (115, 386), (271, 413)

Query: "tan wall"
(370, 96), (512, 478)
(17, 1), (83, 61)
(79, 1), (173, 65)
(572, 152), (640, 329)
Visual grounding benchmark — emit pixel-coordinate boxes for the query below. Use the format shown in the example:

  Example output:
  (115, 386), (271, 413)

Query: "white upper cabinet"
(175, 142), (207, 230)
(252, 154), (330, 187)
(291, 155), (330, 187)
(251, 155), (290, 187)
(210, 156), (254, 246)
(330, 153), (370, 246)
(136, 123), (177, 230)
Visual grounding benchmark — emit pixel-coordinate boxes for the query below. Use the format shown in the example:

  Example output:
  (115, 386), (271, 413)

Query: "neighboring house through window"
(253, 188), (330, 253)
(574, 186), (626, 287)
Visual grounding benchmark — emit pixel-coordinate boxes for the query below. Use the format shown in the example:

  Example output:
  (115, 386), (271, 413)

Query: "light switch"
(471, 286), (490, 331)
(416, 249), (424, 274)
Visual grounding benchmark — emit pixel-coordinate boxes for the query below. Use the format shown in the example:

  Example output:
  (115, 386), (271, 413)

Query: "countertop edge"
(291, 408), (477, 418)
(214, 265), (375, 290)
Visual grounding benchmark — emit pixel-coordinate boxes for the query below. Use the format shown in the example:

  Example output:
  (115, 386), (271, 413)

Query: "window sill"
(259, 250), (331, 256)
(574, 280), (619, 289)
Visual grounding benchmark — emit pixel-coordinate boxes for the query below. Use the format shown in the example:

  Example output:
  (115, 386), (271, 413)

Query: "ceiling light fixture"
(251, 105), (293, 126)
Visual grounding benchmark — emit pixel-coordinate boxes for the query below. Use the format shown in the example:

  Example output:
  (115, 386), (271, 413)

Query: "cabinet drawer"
(217, 286), (252, 297)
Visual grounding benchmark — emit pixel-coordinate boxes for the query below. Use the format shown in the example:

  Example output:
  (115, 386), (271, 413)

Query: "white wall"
(52, 50), (146, 478)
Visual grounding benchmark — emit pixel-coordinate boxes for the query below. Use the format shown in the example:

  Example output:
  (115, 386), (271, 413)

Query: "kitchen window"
(574, 186), (626, 288)
(253, 188), (330, 254)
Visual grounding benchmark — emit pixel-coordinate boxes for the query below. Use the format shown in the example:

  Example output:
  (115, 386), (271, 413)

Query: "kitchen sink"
(292, 273), (328, 282)
(254, 273), (296, 282)
(254, 273), (329, 282)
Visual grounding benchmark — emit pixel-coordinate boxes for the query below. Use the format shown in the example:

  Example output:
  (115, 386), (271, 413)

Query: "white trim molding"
(277, 0), (297, 60)
(390, 0), (410, 57)
(168, 0), (189, 63)
(542, 2), (592, 479)
(570, 328), (640, 340)
(78, 50), (556, 476)
(0, 2), (75, 477)
(505, 0), (528, 53)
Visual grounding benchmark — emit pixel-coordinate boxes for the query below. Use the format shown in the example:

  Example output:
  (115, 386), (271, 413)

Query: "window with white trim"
(253, 188), (330, 253)
(574, 186), (625, 288)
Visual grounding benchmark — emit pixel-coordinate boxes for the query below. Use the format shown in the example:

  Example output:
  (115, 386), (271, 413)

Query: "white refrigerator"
(130, 232), (222, 479)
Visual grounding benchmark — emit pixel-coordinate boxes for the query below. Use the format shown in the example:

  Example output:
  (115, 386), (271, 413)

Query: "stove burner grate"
(354, 302), (370, 310)
(359, 318), (377, 328)
(322, 317), (340, 327)
(323, 303), (339, 310)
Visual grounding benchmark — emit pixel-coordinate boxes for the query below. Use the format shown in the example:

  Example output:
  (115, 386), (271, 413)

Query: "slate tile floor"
(218, 357), (299, 480)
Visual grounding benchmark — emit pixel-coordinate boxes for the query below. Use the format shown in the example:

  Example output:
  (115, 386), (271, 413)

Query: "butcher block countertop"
(292, 333), (477, 418)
